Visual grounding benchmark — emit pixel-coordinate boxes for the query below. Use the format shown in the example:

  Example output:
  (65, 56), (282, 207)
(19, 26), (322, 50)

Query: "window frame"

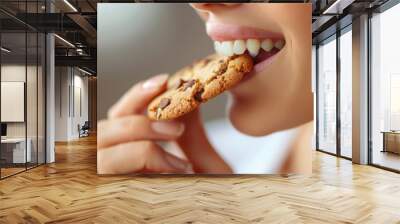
(315, 24), (353, 160)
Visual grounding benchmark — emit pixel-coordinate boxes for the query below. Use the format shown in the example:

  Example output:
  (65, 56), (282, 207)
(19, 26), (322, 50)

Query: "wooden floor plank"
(0, 135), (399, 223)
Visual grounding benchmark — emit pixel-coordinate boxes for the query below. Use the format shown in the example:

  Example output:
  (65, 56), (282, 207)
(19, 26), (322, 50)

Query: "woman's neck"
(279, 121), (314, 175)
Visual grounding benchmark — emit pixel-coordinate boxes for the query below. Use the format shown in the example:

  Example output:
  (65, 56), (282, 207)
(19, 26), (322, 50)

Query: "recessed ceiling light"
(63, 0), (78, 12)
(323, 0), (354, 15)
(77, 67), (93, 76)
(54, 34), (75, 48)
(1, 47), (11, 53)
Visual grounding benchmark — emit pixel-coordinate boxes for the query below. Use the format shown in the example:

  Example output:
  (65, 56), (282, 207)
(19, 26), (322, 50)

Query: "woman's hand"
(97, 74), (232, 174)
(97, 74), (192, 174)
(175, 109), (232, 173)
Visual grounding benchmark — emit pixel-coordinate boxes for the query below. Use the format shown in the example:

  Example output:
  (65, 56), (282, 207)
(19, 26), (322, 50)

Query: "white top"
(204, 118), (299, 174)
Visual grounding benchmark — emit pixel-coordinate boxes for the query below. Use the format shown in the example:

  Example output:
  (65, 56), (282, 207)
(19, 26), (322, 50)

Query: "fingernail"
(164, 154), (191, 172)
(142, 74), (168, 90)
(151, 121), (185, 136)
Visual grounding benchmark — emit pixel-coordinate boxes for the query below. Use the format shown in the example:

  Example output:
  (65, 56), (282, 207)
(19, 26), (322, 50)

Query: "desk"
(381, 131), (400, 154)
(1, 138), (31, 164)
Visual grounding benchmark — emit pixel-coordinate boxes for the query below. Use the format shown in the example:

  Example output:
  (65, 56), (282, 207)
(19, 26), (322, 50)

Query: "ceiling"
(0, 0), (98, 74)
(311, 0), (391, 44)
(0, 0), (395, 74)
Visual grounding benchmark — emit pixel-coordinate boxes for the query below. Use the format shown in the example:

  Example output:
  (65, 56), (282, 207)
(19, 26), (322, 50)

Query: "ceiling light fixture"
(322, 0), (354, 15)
(1, 47), (11, 53)
(54, 34), (75, 48)
(63, 0), (78, 12)
(78, 67), (93, 76)
(76, 48), (85, 55)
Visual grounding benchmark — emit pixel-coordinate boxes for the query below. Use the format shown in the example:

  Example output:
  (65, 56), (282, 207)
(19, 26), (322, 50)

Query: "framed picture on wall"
(1, 81), (25, 122)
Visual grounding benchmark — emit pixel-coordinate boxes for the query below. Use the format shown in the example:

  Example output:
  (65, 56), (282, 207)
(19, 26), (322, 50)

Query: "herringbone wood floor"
(1, 135), (400, 224)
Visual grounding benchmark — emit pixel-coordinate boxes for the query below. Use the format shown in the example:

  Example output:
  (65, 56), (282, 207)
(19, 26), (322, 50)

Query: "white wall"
(54, 67), (89, 141)
(71, 73), (89, 138)
(55, 67), (69, 141)
(75, 74), (89, 122)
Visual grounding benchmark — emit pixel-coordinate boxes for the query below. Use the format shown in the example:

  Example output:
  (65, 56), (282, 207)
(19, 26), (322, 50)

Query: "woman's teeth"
(214, 39), (285, 57)
(233, 40), (246, 55)
(246, 39), (260, 57)
(274, 40), (285, 50)
(261, 39), (273, 52)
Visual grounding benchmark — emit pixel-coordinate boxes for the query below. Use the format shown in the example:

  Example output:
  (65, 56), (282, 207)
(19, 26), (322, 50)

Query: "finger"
(97, 141), (193, 174)
(98, 116), (184, 148)
(176, 109), (232, 174)
(108, 74), (169, 118)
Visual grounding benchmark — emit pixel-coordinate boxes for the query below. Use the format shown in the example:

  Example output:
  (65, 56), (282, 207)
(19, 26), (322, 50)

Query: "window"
(339, 28), (352, 158)
(317, 36), (337, 154)
(370, 2), (400, 171)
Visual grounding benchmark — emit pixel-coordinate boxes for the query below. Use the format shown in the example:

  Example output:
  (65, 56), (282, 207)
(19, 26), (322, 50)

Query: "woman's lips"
(235, 50), (279, 85)
(206, 23), (285, 78)
(252, 48), (280, 75)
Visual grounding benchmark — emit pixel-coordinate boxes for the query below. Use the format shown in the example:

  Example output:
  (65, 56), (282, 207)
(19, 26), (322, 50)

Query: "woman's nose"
(190, 3), (241, 12)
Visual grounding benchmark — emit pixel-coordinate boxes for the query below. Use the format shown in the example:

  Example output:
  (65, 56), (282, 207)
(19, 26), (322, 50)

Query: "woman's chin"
(227, 98), (268, 137)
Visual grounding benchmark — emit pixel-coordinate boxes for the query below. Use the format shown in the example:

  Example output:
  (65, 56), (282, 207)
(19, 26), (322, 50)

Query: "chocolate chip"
(182, 79), (196, 90)
(159, 98), (171, 109)
(194, 89), (203, 102)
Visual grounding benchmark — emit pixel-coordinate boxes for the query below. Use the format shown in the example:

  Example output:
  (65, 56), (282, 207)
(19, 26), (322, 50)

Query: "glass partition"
(0, 1), (46, 179)
(1, 31), (28, 177)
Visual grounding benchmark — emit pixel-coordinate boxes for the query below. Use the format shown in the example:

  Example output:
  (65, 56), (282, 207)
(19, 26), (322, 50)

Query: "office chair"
(79, 121), (90, 138)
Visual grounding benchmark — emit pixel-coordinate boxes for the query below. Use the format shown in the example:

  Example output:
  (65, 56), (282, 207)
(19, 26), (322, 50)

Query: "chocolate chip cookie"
(147, 54), (253, 120)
